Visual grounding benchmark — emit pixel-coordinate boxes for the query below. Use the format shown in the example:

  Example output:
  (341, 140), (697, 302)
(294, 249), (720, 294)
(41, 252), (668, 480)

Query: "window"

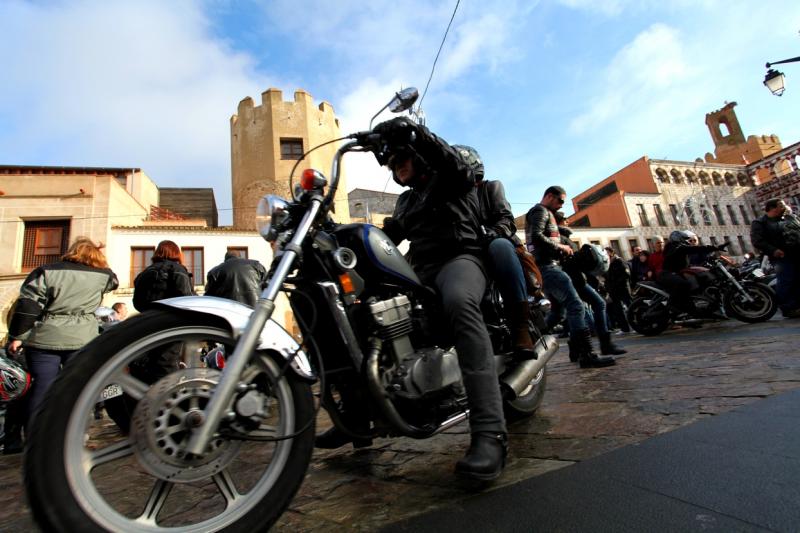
(724, 236), (735, 254)
(227, 247), (248, 259)
(653, 205), (667, 226)
(696, 236), (704, 245)
(609, 239), (623, 258)
(636, 204), (650, 226)
(712, 205), (725, 225)
(685, 205), (698, 226)
(628, 239), (640, 256)
(737, 235), (747, 255)
(750, 204), (759, 218)
(669, 204), (681, 224)
(738, 205), (751, 225)
(22, 219), (70, 270)
(183, 247), (204, 285)
(700, 205), (713, 226)
(280, 138), (304, 160)
(590, 240), (600, 246)
(130, 247), (155, 284)
(710, 236), (719, 247)
(726, 205), (739, 225)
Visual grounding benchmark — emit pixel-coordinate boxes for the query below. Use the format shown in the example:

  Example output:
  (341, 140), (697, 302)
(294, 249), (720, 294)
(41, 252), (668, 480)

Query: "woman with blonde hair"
(5, 237), (118, 447)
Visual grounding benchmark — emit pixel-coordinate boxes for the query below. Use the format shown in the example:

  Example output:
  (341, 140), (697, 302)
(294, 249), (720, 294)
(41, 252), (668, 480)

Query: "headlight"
(255, 195), (290, 242)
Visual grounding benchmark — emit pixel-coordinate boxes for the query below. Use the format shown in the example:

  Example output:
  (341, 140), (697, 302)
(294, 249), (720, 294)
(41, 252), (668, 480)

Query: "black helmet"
(576, 244), (610, 277)
(669, 230), (696, 245)
(452, 145), (484, 181)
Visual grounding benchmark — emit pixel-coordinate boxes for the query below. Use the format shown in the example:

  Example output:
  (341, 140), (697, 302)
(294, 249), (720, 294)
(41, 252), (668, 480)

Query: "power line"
(417, 0), (461, 112)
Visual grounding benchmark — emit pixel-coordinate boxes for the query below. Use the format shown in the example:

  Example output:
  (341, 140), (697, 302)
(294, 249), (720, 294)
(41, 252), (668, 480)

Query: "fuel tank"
(332, 224), (424, 289)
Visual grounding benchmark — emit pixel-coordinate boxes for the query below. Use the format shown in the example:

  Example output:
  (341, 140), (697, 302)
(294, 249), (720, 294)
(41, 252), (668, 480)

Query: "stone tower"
(230, 88), (350, 229)
(704, 102), (782, 166)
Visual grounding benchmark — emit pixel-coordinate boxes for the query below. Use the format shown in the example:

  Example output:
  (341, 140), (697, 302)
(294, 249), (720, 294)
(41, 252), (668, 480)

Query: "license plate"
(101, 384), (123, 400)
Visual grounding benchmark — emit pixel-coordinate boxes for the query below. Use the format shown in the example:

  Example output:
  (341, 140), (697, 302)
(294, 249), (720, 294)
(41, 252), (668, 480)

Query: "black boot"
(455, 432), (508, 481)
(571, 329), (615, 369)
(598, 332), (627, 355)
(566, 339), (579, 362)
(507, 302), (537, 360)
(314, 426), (373, 450)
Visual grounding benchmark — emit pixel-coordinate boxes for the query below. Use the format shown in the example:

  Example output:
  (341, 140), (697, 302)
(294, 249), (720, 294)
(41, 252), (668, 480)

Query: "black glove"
(716, 243), (729, 251)
(373, 117), (419, 150)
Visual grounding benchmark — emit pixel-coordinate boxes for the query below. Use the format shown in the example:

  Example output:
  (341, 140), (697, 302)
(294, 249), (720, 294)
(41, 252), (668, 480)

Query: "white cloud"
(0, 0), (276, 224)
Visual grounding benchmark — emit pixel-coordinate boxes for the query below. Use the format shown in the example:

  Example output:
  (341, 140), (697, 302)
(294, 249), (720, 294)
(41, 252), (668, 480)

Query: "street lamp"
(763, 55), (800, 96)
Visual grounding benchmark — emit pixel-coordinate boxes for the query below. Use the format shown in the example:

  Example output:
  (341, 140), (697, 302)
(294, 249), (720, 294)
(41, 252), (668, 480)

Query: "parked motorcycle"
(25, 87), (559, 532)
(628, 253), (777, 336)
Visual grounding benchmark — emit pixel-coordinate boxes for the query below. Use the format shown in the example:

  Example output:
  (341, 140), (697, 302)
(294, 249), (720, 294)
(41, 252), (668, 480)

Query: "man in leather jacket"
(525, 186), (615, 368)
(452, 144), (536, 359)
(659, 230), (725, 318)
(205, 251), (268, 308)
(360, 117), (507, 481)
(750, 198), (800, 317)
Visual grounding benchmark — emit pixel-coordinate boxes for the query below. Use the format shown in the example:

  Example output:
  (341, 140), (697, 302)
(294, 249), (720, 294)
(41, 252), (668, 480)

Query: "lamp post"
(763, 55), (800, 96)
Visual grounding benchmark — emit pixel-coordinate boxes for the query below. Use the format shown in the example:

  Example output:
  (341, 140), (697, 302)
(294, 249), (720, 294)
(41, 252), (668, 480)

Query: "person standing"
(630, 250), (652, 286)
(525, 186), (616, 368)
(133, 240), (194, 312)
(605, 247), (632, 333)
(751, 198), (800, 318)
(205, 251), (268, 308)
(111, 302), (128, 321)
(648, 237), (665, 277)
(5, 237), (118, 445)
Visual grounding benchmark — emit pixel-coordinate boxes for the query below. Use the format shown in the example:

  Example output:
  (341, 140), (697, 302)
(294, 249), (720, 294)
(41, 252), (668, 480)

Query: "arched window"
(670, 168), (683, 184)
(685, 170), (697, 184)
(712, 171), (723, 185)
(699, 171), (710, 185)
(724, 172), (736, 186)
(736, 173), (749, 186)
(655, 167), (669, 183)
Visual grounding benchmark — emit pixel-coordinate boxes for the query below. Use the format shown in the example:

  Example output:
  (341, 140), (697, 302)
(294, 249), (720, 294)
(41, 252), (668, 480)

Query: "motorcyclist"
(659, 230), (726, 317)
(205, 251), (268, 307)
(319, 117), (509, 481)
(451, 144), (536, 359)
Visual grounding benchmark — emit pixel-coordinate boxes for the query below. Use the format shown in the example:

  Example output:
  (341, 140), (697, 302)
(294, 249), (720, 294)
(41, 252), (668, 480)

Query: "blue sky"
(1, 0), (799, 225)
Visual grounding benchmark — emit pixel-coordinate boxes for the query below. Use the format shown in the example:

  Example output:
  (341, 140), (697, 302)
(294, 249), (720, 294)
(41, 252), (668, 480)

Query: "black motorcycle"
(628, 253), (777, 336)
(25, 87), (558, 532)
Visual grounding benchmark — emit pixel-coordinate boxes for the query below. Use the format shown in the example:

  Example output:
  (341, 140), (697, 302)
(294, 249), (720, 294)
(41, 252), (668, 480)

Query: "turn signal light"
(300, 169), (327, 191)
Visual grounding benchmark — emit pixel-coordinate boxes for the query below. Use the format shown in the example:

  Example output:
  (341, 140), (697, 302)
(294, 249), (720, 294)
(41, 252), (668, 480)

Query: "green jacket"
(9, 261), (118, 351)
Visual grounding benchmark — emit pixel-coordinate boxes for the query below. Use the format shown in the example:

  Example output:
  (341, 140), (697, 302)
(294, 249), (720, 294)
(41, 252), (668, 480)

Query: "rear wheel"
(25, 310), (315, 533)
(628, 297), (670, 336)
(724, 282), (778, 323)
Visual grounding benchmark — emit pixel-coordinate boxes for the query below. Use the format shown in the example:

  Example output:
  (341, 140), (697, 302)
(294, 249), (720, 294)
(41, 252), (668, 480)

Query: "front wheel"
(724, 282), (778, 323)
(25, 310), (315, 533)
(628, 297), (670, 336)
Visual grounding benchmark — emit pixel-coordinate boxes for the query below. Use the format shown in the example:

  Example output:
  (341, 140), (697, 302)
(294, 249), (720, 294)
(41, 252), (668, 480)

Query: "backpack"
(133, 262), (185, 312)
(784, 214), (800, 249)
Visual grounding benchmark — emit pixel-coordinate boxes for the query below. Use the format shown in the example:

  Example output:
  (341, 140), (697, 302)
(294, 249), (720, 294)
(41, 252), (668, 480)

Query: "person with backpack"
(751, 198), (800, 318)
(133, 240), (194, 311)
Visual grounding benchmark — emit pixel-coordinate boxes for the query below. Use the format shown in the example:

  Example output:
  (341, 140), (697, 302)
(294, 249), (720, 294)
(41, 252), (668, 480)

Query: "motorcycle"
(628, 253), (777, 336)
(25, 87), (559, 532)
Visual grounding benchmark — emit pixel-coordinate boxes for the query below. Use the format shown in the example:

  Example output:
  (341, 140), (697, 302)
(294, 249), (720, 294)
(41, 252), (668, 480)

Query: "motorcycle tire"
(627, 297), (670, 336)
(504, 368), (547, 419)
(25, 309), (315, 533)
(724, 281), (778, 323)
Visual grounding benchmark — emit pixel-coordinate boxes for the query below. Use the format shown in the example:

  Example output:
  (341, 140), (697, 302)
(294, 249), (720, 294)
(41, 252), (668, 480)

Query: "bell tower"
(703, 102), (782, 166)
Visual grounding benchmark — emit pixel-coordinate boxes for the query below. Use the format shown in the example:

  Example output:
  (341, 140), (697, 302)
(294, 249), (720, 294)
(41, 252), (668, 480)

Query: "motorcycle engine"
(368, 295), (462, 399)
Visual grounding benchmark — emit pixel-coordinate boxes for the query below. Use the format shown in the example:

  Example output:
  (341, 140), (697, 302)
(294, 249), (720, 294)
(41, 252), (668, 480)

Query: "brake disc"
(129, 367), (243, 483)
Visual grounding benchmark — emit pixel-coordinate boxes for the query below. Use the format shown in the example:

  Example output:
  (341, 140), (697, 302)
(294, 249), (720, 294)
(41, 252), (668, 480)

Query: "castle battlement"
(231, 88), (339, 128)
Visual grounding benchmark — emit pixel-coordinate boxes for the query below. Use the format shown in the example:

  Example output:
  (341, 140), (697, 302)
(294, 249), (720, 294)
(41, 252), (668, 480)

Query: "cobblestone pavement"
(2, 317), (799, 531)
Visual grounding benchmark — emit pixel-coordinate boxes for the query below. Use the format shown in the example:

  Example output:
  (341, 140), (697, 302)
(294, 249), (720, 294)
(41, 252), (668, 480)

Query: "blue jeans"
(775, 257), (800, 314)
(487, 238), (527, 304)
(578, 284), (609, 336)
(25, 348), (74, 427)
(540, 264), (587, 334)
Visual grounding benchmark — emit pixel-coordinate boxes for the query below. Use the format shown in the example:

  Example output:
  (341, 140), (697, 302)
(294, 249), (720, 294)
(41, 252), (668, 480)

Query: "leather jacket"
(476, 180), (520, 245)
(205, 257), (268, 308)
(379, 121), (483, 279)
(750, 214), (787, 258)
(133, 259), (194, 312)
(525, 203), (562, 266)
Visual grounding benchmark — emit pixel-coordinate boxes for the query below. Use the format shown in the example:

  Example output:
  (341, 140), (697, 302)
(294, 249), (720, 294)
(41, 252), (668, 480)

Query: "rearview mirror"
(388, 87), (419, 113)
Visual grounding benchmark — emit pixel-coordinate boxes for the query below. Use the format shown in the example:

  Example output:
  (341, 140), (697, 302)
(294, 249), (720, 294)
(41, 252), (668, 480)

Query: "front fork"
(717, 265), (755, 303)
(185, 197), (323, 456)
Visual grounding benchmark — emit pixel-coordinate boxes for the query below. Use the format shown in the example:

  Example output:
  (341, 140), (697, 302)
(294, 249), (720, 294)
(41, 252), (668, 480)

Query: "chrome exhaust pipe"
(500, 335), (559, 400)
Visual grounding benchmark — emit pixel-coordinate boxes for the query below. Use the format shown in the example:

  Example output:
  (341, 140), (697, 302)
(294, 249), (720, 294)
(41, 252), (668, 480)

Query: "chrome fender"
(154, 296), (314, 381)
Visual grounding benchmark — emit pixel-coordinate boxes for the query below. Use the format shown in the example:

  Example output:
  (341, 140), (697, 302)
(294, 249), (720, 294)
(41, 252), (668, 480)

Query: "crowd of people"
(1, 238), (268, 454)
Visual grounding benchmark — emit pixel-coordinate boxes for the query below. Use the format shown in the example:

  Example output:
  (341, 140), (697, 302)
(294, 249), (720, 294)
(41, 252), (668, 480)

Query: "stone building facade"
(230, 89), (350, 229)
